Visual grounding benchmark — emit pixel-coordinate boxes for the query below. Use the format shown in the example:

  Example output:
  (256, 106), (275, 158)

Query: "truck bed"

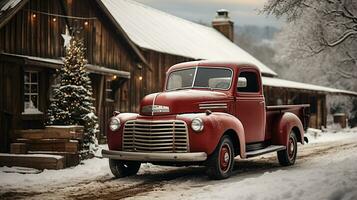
(265, 104), (310, 140)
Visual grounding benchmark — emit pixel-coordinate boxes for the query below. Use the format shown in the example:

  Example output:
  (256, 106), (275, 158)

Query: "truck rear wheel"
(109, 159), (141, 178)
(206, 135), (235, 180)
(277, 131), (297, 166)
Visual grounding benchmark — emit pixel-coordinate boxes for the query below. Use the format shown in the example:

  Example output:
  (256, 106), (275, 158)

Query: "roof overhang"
(0, 0), (29, 29)
(0, 52), (131, 79)
(262, 77), (357, 97)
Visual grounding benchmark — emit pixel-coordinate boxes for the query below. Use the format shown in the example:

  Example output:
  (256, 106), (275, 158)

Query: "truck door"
(235, 70), (266, 143)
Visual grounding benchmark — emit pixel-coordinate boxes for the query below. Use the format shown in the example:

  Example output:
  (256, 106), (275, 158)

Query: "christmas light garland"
(25, 9), (97, 20)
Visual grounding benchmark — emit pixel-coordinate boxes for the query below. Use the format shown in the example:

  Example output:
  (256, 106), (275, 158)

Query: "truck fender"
(207, 113), (246, 159)
(107, 113), (139, 150)
(272, 112), (305, 146)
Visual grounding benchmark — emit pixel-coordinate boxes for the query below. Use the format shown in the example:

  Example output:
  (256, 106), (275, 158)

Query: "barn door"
(0, 64), (11, 153)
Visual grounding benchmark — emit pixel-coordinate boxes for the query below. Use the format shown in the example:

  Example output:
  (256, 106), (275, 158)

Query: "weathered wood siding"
(0, 0), (143, 143)
(0, 0), (137, 71)
(0, 0), (191, 143)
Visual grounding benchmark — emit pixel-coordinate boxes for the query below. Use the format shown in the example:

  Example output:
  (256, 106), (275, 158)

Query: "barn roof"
(99, 0), (278, 77)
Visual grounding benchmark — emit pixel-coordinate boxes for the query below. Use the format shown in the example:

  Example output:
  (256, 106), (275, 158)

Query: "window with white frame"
(23, 71), (42, 114)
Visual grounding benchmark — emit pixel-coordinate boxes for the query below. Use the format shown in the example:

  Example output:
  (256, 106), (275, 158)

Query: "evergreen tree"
(47, 38), (99, 157)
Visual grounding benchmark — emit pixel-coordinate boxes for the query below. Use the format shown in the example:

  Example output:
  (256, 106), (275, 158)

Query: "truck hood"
(140, 89), (230, 116)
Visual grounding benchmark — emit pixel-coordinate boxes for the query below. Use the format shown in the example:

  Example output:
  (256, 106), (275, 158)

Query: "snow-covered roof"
(100, 0), (277, 77)
(0, 0), (21, 14)
(263, 77), (357, 96)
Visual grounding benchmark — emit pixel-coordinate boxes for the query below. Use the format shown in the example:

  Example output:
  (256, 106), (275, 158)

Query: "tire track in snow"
(3, 139), (357, 199)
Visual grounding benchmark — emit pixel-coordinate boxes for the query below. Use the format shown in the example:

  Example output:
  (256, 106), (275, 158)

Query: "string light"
(32, 13), (37, 18)
(25, 9), (97, 20)
(84, 21), (89, 26)
(53, 17), (57, 22)
(139, 76), (143, 81)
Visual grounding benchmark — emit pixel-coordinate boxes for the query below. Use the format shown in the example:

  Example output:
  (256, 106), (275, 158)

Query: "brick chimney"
(212, 9), (234, 41)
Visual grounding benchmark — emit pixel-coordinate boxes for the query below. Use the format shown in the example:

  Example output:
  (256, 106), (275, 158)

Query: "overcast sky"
(135, 0), (283, 27)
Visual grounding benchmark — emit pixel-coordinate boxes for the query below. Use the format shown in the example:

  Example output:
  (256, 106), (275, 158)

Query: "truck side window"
(237, 71), (259, 93)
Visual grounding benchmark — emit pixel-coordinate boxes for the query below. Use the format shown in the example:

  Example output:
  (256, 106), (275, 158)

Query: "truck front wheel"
(109, 159), (141, 178)
(206, 135), (235, 180)
(277, 131), (298, 166)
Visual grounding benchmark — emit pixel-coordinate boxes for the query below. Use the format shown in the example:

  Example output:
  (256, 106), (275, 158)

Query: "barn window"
(23, 71), (42, 114)
(106, 78), (114, 102)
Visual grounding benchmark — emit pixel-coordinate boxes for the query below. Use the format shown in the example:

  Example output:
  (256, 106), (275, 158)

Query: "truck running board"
(246, 145), (286, 158)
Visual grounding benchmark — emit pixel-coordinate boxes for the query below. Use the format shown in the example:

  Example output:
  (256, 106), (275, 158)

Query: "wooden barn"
(0, 0), (356, 157)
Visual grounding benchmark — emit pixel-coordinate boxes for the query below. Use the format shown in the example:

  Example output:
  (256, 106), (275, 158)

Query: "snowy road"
(1, 129), (357, 200)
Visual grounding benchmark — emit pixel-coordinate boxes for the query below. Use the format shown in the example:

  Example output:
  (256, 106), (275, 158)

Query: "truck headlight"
(109, 118), (121, 131)
(191, 118), (204, 132)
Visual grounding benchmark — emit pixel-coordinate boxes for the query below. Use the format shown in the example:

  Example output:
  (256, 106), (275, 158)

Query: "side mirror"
(237, 77), (247, 88)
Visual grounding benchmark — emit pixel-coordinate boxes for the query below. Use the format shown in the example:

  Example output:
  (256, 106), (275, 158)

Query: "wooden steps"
(10, 143), (27, 154)
(28, 151), (80, 167)
(1, 126), (84, 170)
(15, 138), (79, 152)
(14, 126), (83, 140)
(0, 153), (65, 170)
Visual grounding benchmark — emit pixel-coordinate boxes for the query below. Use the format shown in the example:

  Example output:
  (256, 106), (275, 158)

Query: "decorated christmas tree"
(47, 37), (99, 158)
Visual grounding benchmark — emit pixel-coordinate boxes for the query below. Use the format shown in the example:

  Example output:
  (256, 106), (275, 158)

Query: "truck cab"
(103, 61), (309, 180)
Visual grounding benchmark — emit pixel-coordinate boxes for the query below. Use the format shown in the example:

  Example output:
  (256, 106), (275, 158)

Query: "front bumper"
(102, 149), (207, 162)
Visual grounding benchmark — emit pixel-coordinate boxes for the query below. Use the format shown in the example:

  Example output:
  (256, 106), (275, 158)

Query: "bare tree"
(263, 0), (357, 91)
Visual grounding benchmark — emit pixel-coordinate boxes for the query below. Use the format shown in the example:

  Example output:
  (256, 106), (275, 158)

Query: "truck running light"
(109, 118), (121, 131)
(191, 118), (204, 132)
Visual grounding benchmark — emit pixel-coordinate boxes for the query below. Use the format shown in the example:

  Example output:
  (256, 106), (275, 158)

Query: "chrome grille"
(123, 120), (189, 153)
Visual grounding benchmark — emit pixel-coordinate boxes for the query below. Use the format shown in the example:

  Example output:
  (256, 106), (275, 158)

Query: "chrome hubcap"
(288, 136), (296, 160)
(220, 144), (231, 172)
(224, 152), (229, 163)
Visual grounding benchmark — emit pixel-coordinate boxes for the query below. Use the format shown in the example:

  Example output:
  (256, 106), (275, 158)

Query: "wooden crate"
(333, 113), (347, 128)
(45, 126), (84, 140)
(10, 143), (27, 154)
(0, 153), (65, 170)
(16, 139), (79, 153)
(14, 126), (84, 140)
(28, 151), (80, 167)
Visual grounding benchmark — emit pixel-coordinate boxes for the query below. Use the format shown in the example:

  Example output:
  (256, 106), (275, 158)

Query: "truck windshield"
(167, 67), (232, 91)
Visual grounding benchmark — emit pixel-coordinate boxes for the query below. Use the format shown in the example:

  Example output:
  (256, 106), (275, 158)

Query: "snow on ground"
(306, 127), (357, 144)
(0, 156), (111, 190)
(1, 128), (357, 200)
(0, 145), (177, 191)
(135, 146), (357, 200)
(129, 128), (357, 200)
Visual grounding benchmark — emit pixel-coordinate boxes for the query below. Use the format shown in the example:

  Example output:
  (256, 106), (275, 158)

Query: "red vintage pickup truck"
(102, 61), (309, 179)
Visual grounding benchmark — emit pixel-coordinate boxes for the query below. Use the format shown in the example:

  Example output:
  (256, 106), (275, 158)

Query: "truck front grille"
(122, 120), (189, 153)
